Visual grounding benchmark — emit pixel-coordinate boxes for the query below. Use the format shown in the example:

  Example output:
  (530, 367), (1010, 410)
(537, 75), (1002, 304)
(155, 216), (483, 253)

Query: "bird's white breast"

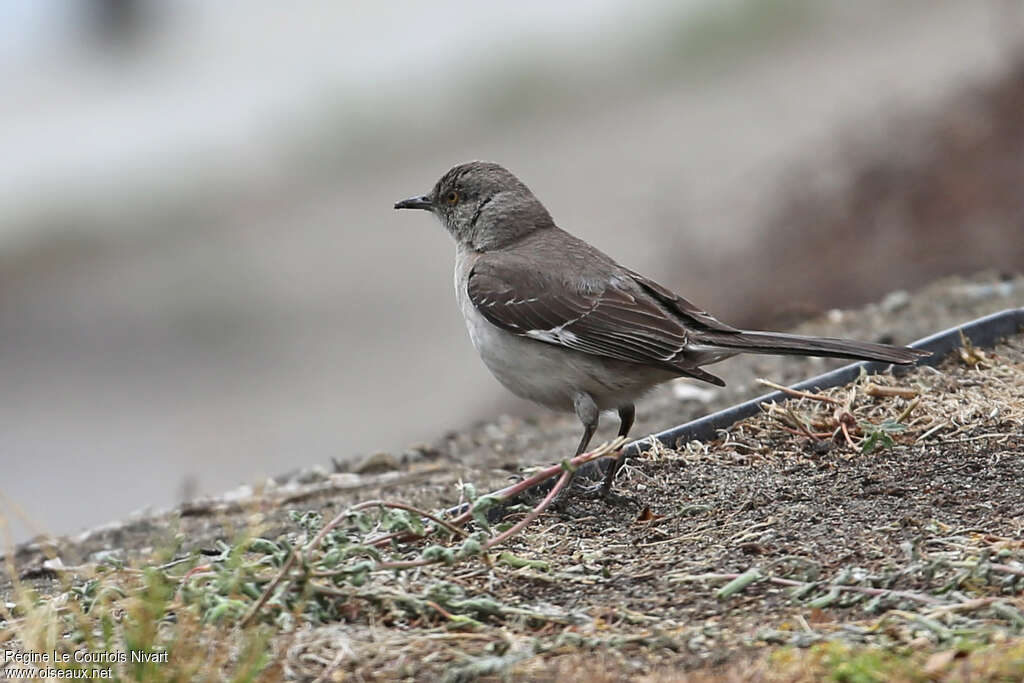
(452, 248), (673, 412)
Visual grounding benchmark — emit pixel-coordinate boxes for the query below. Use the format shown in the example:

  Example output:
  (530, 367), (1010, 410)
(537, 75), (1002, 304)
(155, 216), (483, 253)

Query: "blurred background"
(2, 0), (1022, 542)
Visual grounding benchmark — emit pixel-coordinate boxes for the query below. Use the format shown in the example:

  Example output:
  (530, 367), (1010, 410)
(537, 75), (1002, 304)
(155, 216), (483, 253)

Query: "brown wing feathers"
(468, 255), (925, 389)
(468, 263), (693, 369)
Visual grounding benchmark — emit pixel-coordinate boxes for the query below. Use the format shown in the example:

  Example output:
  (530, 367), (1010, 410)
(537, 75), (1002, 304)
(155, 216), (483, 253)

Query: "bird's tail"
(691, 330), (930, 365)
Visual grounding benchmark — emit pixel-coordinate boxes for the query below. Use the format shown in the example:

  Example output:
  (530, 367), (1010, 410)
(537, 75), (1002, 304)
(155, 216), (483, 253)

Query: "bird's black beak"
(394, 194), (433, 211)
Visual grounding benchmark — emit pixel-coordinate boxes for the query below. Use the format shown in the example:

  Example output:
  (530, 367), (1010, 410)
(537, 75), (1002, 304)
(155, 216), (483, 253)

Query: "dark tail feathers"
(694, 330), (930, 365)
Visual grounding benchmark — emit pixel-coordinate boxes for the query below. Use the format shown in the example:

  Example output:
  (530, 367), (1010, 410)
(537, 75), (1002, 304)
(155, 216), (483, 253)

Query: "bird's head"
(395, 161), (553, 251)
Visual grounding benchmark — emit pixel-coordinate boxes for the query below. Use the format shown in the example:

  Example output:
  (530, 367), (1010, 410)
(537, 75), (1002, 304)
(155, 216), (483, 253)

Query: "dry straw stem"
(748, 343), (1024, 454)
(865, 382), (919, 399)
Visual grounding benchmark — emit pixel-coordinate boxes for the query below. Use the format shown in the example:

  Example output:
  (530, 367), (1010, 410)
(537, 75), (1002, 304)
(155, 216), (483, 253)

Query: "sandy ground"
(0, 1), (1018, 543)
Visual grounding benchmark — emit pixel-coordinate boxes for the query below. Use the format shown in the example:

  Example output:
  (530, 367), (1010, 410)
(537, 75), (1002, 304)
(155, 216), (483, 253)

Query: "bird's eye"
(446, 191), (459, 205)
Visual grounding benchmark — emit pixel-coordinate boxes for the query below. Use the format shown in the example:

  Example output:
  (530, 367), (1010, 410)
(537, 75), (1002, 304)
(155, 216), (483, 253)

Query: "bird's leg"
(571, 392), (600, 459)
(548, 394), (599, 509)
(600, 404), (634, 498)
(618, 403), (636, 438)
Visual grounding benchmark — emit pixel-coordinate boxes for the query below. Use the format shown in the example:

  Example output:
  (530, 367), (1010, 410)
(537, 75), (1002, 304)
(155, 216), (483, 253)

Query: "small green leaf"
(470, 495), (500, 531)
(456, 537), (483, 559)
(716, 568), (762, 599)
(347, 511), (374, 534)
(861, 420), (907, 454)
(497, 553), (549, 571)
(422, 545), (455, 565)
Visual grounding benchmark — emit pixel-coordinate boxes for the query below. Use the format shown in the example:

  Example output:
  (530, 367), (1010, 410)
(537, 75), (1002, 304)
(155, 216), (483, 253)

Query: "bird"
(395, 161), (929, 497)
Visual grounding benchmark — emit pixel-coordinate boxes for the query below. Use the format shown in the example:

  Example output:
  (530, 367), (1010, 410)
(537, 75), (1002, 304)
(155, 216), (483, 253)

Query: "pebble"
(880, 290), (911, 312)
(353, 451), (400, 474)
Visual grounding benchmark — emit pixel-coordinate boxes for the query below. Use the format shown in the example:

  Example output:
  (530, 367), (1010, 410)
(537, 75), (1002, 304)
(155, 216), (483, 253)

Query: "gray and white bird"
(395, 161), (927, 496)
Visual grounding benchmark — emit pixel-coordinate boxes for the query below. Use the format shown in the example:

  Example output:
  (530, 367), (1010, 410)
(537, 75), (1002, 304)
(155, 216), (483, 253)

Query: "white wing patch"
(658, 345), (687, 362)
(525, 327), (579, 345)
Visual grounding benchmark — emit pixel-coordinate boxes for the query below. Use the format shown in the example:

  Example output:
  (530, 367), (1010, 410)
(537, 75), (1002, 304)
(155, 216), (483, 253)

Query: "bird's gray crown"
(395, 161), (554, 251)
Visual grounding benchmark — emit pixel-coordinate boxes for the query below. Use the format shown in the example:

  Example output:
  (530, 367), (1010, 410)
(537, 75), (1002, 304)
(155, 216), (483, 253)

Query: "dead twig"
(239, 546), (301, 628)
(865, 383), (919, 399)
(484, 469), (573, 549)
(757, 379), (844, 405)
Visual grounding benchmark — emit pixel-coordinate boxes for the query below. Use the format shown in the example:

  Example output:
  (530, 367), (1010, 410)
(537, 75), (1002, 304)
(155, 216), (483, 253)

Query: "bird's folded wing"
(467, 258), (726, 385)
(622, 269), (738, 333)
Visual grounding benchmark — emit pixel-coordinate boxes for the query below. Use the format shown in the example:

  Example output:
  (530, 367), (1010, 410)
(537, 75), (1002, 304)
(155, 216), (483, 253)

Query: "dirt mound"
(3, 279), (1022, 681)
